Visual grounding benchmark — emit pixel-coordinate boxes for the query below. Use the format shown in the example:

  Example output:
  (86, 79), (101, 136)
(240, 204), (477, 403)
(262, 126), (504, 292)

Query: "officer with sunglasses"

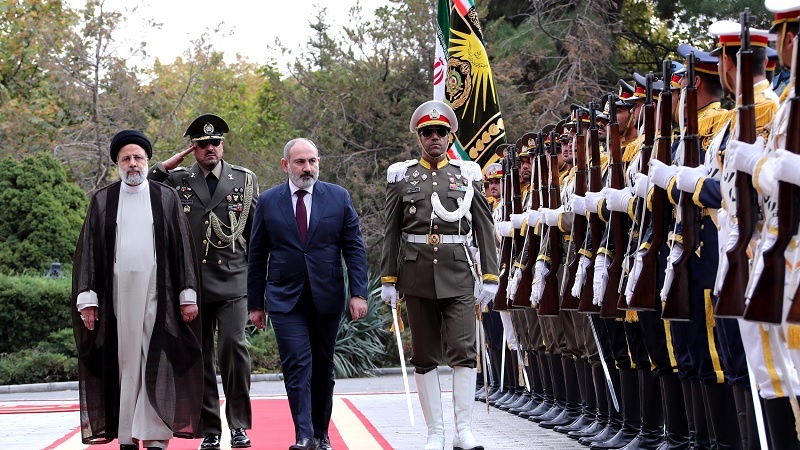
(149, 113), (258, 450)
(380, 100), (499, 450)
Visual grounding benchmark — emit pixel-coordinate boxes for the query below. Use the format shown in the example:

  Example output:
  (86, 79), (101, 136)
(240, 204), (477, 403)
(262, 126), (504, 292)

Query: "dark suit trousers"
(271, 291), (342, 440)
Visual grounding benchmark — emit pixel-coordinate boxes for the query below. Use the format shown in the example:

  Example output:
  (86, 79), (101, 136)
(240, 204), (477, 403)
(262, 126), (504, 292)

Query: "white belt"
(404, 233), (468, 245)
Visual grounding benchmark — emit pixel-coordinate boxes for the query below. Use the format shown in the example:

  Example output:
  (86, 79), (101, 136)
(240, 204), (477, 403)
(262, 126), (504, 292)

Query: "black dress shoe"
(199, 433), (221, 450)
(231, 428), (251, 448)
(289, 437), (317, 450)
(120, 445), (138, 450)
(316, 436), (334, 450)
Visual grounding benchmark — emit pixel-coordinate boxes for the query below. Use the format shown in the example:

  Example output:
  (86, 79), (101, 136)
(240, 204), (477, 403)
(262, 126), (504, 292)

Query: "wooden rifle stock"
(758, 37), (800, 323)
(562, 111), (587, 310)
(493, 146), (513, 311)
(578, 103), (602, 313)
(506, 147), (527, 309)
(663, 54), (699, 321)
(601, 98), (627, 318)
(621, 72), (656, 311)
(512, 138), (540, 308)
(716, 10), (757, 318)
(540, 130), (563, 316)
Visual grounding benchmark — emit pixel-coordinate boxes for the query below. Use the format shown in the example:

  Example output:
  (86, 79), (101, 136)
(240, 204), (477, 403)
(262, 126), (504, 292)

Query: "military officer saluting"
(381, 100), (499, 450)
(149, 114), (257, 450)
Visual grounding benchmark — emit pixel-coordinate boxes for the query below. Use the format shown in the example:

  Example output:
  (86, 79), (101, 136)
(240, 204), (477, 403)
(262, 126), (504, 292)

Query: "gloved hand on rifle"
(624, 248), (646, 304)
(571, 255), (592, 298)
(381, 284), (398, 308)
(605, 187), (633, 213)
(632, 172), (650, 199)
(539, 206), (563, 227)
(510, 213), (526, 229)
(527, 208), (541, 227)
(592, 254), (610, 306)
(584, 189), (607, 215)
(507, 267), (521, 300)
(676, 165), (707, 193)
(726, 136), (766, 175)
(495, 220), (513, 238)
(570, 194), (588, 216)
(530, 260), (549, 307)
(476, 282), (498, 308)
(648, 159), (678, 189)
(773, 149), (800, 187)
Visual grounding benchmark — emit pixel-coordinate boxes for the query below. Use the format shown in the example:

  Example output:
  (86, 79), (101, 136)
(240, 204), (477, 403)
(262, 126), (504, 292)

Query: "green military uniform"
(149, 158), (257, 438)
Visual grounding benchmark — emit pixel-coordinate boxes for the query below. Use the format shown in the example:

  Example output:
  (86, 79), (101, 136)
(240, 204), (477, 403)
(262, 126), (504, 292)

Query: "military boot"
(731, 384), (759, 450)
(658, 373), (690, 450)
(522, 351), (554, 419)
(452, 367), (484, 450)
(578, 363), (621, 444)
(556, 357), (596, 434)
(415, 370), (445, 450)
(541, 355), (582, 429)
(589, 367), (639, 449)
(530, 353), (566, 423)
(701, 382), (741, 450)
(764, 396), (800, 450)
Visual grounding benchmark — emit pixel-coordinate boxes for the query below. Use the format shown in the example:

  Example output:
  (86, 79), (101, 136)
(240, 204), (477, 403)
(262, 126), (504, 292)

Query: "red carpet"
(45, 397), (392, 450)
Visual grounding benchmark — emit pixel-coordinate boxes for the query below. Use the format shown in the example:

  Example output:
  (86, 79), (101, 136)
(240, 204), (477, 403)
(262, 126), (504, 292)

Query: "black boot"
(512, 350), (543, 415)
(731, 384), (759, 450)
(580, 365), (623, 445)
(487, 348), (507, 404)
(556, 357), (596, 434)
(531, 353), (566, 423)
(522, 351), (554, 419)
(569, 362), (606, 440)
(620, 370), (664, 450)
(689, 381), (711, 450)
(590, 367), (640, 449)
(498, 347), (522, 410)
(659, 373), (690, 450)
(764, 396), (800, 449)
(542, 355), (583, 429)
(702, 383), (742, 450)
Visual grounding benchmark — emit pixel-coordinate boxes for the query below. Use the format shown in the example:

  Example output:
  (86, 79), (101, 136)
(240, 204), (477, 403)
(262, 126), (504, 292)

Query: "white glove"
(676, 165), (707, 193)
(774, 149), (800, 186)
(747, 232), (779, 299)
(476, 282), (498, 308)
(571, 255), (592, 298)
(507, 267), (521, 300)
(585, 189), (606, 215)
(526, 209), (541, 226)
(660, 243), (683, 301)
(723, 222), (740, 252)
(755, 157), (778, 197)
(624, 249), (646, 304)
(530, 261), (549, 307)
(726, 136), (765, 175)
(632, 172), (650, 199)
(592, 254), (610, 306)
(495, 220), (513, 237)
(570, 194), (588, 216)
(540, 206), (563, 227)
(511, 213), (526, 229)
(714, 211), (733, 295)
(605, 187), (633, 213)
(648, 159), (678, 189)
(381, 284), (398, 308)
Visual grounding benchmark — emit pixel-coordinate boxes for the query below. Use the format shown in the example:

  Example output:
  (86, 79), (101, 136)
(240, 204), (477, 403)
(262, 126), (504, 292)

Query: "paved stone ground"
(0, 368), (585, 449)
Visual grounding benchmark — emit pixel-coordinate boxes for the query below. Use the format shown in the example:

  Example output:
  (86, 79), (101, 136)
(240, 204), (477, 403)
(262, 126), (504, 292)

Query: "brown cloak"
(71, 181), (203, 444)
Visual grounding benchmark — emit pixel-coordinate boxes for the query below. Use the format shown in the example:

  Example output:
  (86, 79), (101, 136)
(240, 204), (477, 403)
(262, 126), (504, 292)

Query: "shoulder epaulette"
(387, 160), (418, 183)
(230, 164), (255, 176)
(172, 166), (188, 172)
(448, 159), (482, 182)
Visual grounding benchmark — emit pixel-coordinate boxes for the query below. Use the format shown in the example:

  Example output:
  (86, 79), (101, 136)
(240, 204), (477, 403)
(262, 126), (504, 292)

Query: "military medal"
(227, 194), (233, 202)
(422, 174), (428, 180)
(412, 170), (420, 178)
(409, 205), (417, 214)
(410, 180), (419, 186)
(184, 205), (191, 213)
(228, 174), (234, 180)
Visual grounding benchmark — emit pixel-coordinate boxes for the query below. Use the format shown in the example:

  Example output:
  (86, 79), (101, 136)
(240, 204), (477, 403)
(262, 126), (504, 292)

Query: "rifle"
(510, 133), (540, 308)
(504, 142), (526, 309)
(600, 96), (627, 318)
(762, 36), (800, 323)
(578, 102), (602, 313)
(561, 106), (587, 310)
(716, 9), (758, 318)
(663, 53), (699, 321)
(620, 72), (656, 310)
(540, 127), (564, 317)
(493, 144), (513, 311)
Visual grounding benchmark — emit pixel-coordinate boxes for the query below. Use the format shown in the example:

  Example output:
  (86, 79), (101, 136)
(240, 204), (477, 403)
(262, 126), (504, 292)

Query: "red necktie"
(296, 190), (308, 243)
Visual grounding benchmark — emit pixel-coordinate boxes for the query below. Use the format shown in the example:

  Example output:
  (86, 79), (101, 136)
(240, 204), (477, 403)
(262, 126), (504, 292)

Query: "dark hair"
(722, 46), (766, 76)
(698, 72), (724, 100)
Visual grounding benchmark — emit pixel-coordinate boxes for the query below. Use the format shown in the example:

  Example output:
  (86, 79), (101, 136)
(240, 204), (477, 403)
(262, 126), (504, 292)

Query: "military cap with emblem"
(616, 79), (637, 105)
(541, 123), (556, 153)
(677, 43), (720, 75)
(484, 162), (503, 180)
(110, 129), (152, 163)
(766, 0), (800, 34)
(708, 20), (773, 56)
(632, 71), (665, 99)
(184, 113), (229, 141)
(766, 45), (779, 72)
(566, 104), (591, 127)
(516, 132), (537, 157)
(555, 118), (568, 143)
(409, 100), (459, 133)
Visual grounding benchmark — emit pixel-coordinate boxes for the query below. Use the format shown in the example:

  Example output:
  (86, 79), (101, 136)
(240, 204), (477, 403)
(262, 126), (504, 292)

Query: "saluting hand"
(162, 144), (196, 171)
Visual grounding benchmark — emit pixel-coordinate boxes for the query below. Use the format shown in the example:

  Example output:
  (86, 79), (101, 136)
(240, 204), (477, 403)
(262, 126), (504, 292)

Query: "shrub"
(247, 326), (282, 374)
(0, 274), (72, 353)
(0, 329), (78, 385)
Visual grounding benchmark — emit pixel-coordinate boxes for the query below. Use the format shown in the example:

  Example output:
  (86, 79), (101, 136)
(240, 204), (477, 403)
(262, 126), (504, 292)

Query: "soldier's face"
(597, 119), (608, 139)
(561, 133), (574, 164)
(116, 144), (148, 186)
(519, 155), (531, 182)
(192, 138), (223, 171)
(282, 140), (319, 189)
(487, 178), (501, 199)
(418, 126), (450, 160)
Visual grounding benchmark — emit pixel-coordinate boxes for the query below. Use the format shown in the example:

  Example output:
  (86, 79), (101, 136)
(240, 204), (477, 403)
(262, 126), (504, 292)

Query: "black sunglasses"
(419, 127), (450, 138)
(196, 139), (222, 149)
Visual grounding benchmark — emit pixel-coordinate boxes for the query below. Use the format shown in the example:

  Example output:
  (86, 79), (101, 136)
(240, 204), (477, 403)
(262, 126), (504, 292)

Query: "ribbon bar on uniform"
(404, 233), (468, 245)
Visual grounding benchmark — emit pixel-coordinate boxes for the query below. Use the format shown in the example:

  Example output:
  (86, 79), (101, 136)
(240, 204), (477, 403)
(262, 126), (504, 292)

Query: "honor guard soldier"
(149, 114), (257, 450)
(380, 100), (499, 450)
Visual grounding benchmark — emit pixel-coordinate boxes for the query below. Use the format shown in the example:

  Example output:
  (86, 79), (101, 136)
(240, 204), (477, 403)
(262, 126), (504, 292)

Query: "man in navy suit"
(247, 138), (368, 450)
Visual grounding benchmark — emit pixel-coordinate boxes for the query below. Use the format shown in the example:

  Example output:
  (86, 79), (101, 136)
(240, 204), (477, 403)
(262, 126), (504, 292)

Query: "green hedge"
(0, 274), (72, 354)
